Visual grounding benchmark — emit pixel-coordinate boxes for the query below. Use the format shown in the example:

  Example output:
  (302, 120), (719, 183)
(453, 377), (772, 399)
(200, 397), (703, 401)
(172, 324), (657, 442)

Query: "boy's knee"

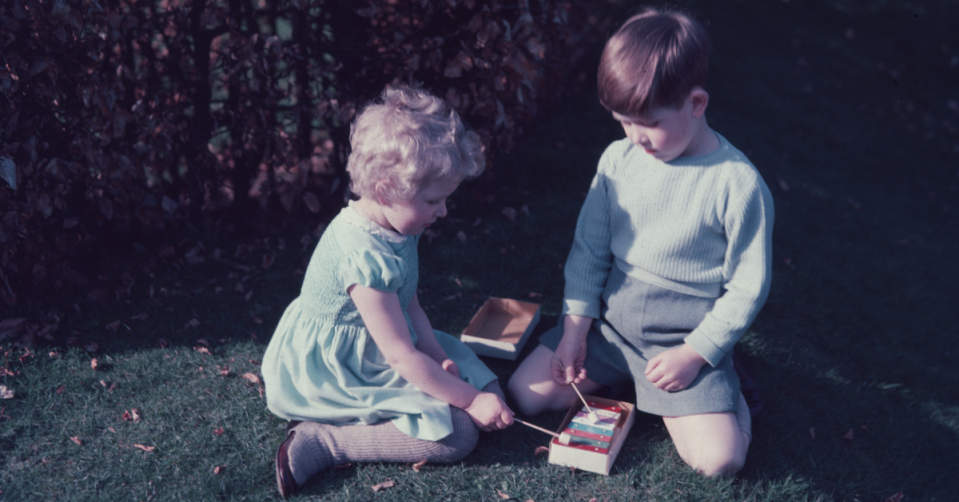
(686, 450), (745, 477)
(506, 375), (541, 416)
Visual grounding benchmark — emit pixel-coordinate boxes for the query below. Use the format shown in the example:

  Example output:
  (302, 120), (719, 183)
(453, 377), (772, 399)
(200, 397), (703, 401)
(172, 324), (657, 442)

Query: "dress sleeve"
(562, 152), (615, 319)
(684, 175), (775, 366)
(340, 248), (407, 292)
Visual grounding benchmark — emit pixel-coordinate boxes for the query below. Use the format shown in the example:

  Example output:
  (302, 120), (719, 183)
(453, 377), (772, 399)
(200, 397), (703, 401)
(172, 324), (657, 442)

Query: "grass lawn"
(2, 1), (958, 500)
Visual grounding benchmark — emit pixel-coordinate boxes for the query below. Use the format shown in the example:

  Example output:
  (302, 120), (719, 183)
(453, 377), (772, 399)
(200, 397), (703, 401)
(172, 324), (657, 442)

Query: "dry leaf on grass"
(133, 444), (155, 452)
(884, 493), (904, 502)
(90, 358), (98, 370)
(370, 479), (395, 492)
(194, 346), (211, 355)
(497, 489), (511, 499)
(214, 427), (224, 436)
(411, 459), (427, 472)
(534, 446), (549, 456)
(70, 436), (82, 445)
(213, 465), (226, 475)
(241, 373), (260, 384)
(0, 385), (13, 399)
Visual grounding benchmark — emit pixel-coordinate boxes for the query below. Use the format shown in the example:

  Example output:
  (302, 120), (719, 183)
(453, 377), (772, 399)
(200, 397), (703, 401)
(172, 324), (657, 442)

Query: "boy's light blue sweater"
(562, 133), (774, 367)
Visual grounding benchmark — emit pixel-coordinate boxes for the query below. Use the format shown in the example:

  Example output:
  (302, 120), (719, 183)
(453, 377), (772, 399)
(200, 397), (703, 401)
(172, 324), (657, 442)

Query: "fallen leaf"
(70, 436), (82, 445)
(502, 207), (517, 221)
(214, 427), (224, 436)
(884, 493), (904, 502)
(371, 479), (395, 492)
(588, 499), (598, 502)
(133, 444), (155, 452)
(497, 489), (511, 499)
(194, 346), (211, 355)
(184, 318), (201, 329)
(213, 465), (226, 474)
(90, 358), (98, 370)
(241, 373), (261, 385)
(158, 338), (169, 348)
(104, 320), (122, 332)
(122, 410), (133, 421)
(0, 385), (14, 399)
(196, 338), (210, 346)
(0, 368), (16, 377)
(218, 366), (230, 377)
(131, 408), (141, 422)
(534, 446), (549, 455)
(56, 385), (66, 394)
(842, 429), (854, 441)
(411, 459), (427, 472)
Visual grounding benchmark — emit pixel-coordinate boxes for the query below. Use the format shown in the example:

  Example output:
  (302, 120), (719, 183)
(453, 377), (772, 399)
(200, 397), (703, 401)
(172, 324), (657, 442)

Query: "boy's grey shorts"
(537, 266), (740, 417)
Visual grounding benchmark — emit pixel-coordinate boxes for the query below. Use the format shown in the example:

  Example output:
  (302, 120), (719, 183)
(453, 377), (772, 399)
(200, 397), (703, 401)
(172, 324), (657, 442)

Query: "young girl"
(262, 86), (513, 497)
(508, 9), (773, 477)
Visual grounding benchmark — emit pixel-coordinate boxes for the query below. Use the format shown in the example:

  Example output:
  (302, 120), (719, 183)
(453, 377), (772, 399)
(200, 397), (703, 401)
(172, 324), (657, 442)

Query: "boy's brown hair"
(597, 8), (711, 118)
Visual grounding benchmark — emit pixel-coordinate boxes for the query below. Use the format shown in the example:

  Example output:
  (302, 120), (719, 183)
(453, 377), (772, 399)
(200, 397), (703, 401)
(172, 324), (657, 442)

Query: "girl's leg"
(661, 393), (752, 477)
(507, 344), (602, 416)
(277, 407), (478, 495)
(276, 380), (505, 496)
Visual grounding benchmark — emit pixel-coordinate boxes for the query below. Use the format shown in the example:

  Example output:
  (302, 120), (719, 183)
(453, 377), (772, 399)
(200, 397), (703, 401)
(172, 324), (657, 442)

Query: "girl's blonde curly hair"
(346, 86), (485, 203)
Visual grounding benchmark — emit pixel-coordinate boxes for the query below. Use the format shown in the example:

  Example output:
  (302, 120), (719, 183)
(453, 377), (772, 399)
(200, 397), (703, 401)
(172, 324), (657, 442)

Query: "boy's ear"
(689, 87), (710, 118)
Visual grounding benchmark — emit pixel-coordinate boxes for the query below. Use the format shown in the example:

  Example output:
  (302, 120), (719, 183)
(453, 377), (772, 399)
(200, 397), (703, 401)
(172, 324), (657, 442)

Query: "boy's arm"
(562, 154), (615, 319)
(684, 176), (775, 367)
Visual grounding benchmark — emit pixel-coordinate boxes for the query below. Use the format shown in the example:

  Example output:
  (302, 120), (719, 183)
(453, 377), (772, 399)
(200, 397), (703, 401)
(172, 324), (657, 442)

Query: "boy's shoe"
(276, 430), (298, 498)
(733, 346), (763, 419)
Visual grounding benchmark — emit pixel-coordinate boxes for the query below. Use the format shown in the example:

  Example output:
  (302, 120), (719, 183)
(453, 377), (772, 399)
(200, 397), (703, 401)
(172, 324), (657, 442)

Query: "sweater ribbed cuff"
(562, 299), (600, 319)
(684, 314), (735, 367)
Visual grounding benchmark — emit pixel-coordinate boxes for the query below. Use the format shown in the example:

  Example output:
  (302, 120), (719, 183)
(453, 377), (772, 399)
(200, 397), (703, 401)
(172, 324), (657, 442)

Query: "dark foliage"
(0, 0), (595, 305)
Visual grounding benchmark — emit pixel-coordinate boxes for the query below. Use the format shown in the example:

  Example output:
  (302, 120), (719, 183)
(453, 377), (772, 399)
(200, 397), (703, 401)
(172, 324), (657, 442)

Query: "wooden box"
(460, 298), (540, 360)
(547, 396), (635, 475)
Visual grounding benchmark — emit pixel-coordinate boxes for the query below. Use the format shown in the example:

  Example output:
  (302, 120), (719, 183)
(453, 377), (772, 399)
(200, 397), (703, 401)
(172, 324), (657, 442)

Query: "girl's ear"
(373, 180), (391, 205)
(689, 87), (710, 118)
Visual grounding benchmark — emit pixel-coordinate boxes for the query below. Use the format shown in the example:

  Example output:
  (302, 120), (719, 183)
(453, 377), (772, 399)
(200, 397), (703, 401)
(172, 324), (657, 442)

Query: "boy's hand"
(645, 344), (707, 392)
(441, 359), (461, 379)
(464, 392), (514, 432)
(551, 334), (588, 385)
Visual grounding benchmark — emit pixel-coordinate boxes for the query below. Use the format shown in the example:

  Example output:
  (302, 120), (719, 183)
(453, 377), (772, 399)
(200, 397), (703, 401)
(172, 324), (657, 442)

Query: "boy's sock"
(736, 392), (752, 444)
(733, 346), (763, 419)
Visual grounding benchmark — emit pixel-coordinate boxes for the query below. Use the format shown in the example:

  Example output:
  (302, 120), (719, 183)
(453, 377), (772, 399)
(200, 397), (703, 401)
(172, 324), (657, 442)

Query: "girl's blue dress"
(262, 202), (497, 440)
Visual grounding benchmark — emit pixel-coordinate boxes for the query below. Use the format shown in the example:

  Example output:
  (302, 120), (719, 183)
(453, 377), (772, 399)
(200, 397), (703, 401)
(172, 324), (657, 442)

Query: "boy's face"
(381, 176), (461, 235)
(612, 90), (707, 162)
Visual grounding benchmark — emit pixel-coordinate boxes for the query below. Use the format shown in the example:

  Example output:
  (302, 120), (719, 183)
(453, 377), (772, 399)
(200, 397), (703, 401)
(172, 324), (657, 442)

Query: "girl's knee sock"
(285, 407), (479, 486)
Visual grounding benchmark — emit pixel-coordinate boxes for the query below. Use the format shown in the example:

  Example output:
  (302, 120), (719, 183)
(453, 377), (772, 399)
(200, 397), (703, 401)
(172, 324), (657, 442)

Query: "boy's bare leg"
(662, 393), (751, 477)
(507, 344), (602, 416)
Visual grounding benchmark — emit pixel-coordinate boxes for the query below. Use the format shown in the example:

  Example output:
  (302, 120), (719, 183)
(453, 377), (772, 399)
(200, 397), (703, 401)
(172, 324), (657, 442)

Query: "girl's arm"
(407, 294), (458, 377)
(349, 284), (512, 430)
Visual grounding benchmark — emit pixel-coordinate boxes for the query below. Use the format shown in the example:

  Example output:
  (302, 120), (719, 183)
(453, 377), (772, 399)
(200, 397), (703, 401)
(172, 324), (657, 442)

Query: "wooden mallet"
(570, 381), (600, 424)
(514, 418), (572, 445)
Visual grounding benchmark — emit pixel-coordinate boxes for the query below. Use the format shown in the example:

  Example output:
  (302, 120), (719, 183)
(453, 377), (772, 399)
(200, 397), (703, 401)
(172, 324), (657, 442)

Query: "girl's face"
(611, 89), (709, 162)
(381, 176), (461, 235)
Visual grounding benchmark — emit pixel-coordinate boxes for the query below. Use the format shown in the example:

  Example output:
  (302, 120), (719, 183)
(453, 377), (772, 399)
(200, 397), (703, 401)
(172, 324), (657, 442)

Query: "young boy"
(508, 8), (773, 477)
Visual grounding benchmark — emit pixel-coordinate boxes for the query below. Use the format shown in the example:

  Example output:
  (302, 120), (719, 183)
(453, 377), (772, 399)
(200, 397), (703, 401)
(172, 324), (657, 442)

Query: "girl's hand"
(644, 344), (707, 392)
(441, 359), (460, 379)
(464, 392), (514, 432)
